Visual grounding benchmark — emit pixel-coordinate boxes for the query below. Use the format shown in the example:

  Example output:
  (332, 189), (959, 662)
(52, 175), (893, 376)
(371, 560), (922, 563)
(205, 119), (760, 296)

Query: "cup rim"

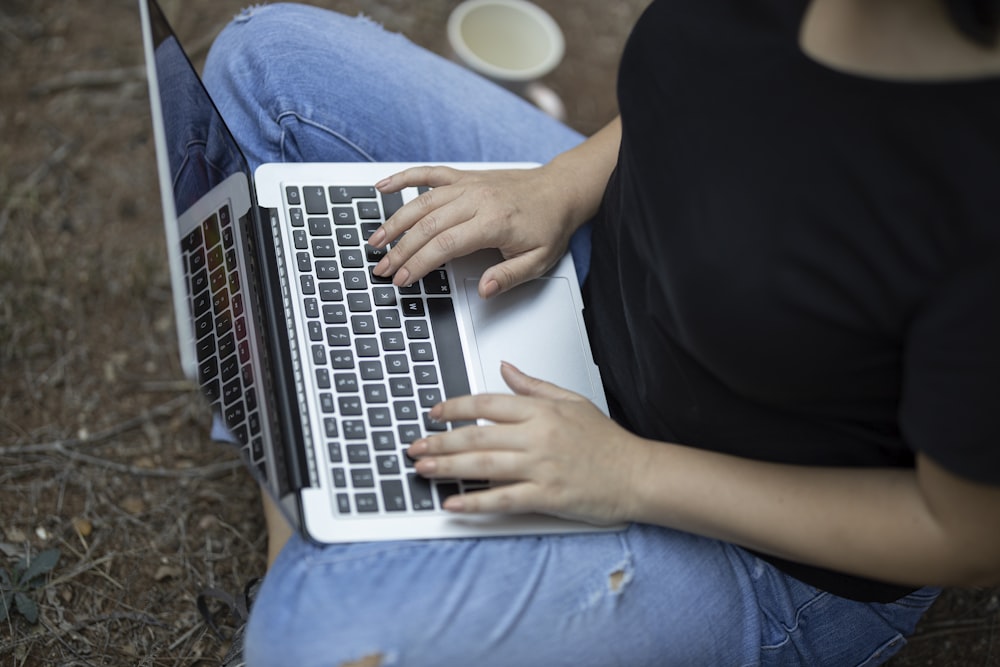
(447, 0), (565, 82)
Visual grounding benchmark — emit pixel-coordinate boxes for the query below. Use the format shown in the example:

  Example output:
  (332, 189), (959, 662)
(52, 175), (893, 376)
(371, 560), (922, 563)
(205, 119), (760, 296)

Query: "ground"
(0, 1), (997, 665)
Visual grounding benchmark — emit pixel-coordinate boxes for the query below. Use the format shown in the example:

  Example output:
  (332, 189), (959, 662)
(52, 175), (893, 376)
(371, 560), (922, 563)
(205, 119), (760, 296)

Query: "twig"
(29, 65), (146, 96)
(0, 396), (192, 456)
(49, 447), (243, 480)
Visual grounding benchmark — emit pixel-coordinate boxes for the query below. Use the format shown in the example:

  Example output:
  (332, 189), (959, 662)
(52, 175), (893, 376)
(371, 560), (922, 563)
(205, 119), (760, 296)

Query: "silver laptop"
(138, 0), (611, 543)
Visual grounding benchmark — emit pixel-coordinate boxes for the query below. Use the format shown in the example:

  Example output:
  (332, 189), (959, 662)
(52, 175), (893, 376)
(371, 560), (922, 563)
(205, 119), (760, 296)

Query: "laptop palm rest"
(463, 276), (597, 400)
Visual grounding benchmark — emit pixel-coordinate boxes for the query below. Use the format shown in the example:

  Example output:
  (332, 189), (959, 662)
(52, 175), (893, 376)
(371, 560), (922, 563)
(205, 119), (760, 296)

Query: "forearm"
(542, 115), (621, 232)
(628, 439), (1000, 587)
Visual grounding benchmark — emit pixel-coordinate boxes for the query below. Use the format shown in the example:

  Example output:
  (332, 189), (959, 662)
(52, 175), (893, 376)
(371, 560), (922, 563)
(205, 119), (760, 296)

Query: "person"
(200, 0), (1000, 665)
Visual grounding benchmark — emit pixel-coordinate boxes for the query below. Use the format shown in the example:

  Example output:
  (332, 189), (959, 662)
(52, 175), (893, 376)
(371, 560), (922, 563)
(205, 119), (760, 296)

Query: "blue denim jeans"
(202, 5), (938, 665)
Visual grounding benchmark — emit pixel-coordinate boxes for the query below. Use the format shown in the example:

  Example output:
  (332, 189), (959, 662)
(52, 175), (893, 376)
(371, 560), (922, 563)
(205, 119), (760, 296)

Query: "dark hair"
(945, 0), (1000, 46)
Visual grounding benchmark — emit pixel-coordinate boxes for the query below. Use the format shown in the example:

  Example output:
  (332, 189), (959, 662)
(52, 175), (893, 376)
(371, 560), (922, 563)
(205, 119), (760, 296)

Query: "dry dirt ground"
(0, 1), (997, 665)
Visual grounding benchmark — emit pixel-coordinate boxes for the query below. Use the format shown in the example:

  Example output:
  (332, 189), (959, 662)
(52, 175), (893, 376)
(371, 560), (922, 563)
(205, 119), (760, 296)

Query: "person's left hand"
(406, 362), (649, 525)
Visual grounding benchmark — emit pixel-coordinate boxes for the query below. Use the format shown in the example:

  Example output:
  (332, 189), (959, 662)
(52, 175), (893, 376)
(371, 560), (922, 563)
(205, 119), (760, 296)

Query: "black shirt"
(584, 0), (1000, 602)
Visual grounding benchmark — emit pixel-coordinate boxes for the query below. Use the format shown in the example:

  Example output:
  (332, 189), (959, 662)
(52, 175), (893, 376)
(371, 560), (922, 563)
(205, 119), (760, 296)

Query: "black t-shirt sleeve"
(901, 252), (1000, 485)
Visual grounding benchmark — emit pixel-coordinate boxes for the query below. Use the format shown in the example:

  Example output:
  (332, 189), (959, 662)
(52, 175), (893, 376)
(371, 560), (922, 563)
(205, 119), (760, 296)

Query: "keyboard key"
(315, 260), (339, 279)
(367, 406), (392, 427)
(329, 186), (376, 203)
(381, 331), (405, 351)
(351, 468), (375, 488)
(357, 201), (381, 220)
(339, 396), (363, 415)
(422, 269), (451, 295)
(343, 420), (367, 439)
(407, 473), (435, 511)
(381, 190), (404, 218)
(372, 431), (396, 451)
(428, 297), (472, 399)
(312, 239), (336, 257)
(308, 217), (332, 236)
(320, 393), (336, 413)
(347, 293), (372, 312)
(326, 327), (351, 347)
(316, 369), (331, 389)
(328, 442), (342, 463)
(351, 315), (376, 335)
(336, 493), (351, 514)
(360, 360), (384, 380)
(356, 493), (379, 513)
(356, 338), (380, 357)
(332, 206), (356, 225)
(303, 186), (328, 215)
(385, 355), (409, 374)
(288, 207), (304, 227)
(409, 342), (434, 362)
(377, 454), (401, 475)
(346, 443), (370, 463)
(414, 365), (439, 385)
(373, 287), (396, 307)
(405, 319), (429, 339)
(336, 228), (361, 246)
(332, 467), (347, 488)
(382, 480), (407, 512)
(285, 186), (302, 206)
(418, 388), (442, 408)
(401, 298), (425, 317)
(319, 282), (344, 302)
(394, 400), (418, 421)
(322, 304), (347, 324)
(364, 384), (388, 403)
(334, 372), (359, 392)
(340, 249), (364, 268)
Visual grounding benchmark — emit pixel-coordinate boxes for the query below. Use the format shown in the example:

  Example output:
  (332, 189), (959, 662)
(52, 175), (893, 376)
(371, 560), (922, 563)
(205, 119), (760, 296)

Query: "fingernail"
(443, 496), (465, 512)
(375, 177), (391, 190)
(481, 279), (500, 299)
(394, 267), (411, 287)
(369, 228), (386, 247)
(415, 458), (437, 474)
(408, 440), (427, 455)
(374, 257), (390, 276)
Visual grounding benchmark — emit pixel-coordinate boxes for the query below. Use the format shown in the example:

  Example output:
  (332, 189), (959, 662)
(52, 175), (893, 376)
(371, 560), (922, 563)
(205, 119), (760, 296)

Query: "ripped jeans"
(201, 5), (938, 666)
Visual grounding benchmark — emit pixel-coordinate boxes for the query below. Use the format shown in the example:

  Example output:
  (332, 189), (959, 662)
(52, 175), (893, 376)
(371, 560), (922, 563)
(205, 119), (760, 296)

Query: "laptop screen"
(144, 0), (252, 219)
(140, 0), (305, 499)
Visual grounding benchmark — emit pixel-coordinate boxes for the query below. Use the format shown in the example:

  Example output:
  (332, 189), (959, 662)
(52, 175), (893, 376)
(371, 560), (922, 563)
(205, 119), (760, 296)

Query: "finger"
(500, 362), (585, 401)
(478, 249), (552, 298)
(413, 449), (528, 481)
(375, 165), (463, 193)
(408, 422), (527, 459)
(440, 483), (539, 515)
(431, 392), (535, 425)
(382, 198), (494, 286)
(369, 185), (462, 251)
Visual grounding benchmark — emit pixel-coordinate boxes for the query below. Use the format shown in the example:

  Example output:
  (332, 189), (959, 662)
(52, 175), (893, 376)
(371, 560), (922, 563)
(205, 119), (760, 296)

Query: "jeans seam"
(276, 110), (377, 162)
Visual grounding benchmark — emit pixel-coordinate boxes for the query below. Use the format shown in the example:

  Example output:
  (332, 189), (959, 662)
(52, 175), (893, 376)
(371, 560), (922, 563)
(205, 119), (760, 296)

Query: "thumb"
(500, 362), (582, 401)
(479, 250), (549, 298)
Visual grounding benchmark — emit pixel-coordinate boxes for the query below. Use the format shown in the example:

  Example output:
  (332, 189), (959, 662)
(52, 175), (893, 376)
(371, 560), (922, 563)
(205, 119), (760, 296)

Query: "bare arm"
(411, 364), (1000, 588)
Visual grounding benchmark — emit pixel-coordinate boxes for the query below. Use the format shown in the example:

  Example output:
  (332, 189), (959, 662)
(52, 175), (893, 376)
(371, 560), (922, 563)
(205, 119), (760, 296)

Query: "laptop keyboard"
(285, 184), (485, 516)
(181, 203), (268, 483)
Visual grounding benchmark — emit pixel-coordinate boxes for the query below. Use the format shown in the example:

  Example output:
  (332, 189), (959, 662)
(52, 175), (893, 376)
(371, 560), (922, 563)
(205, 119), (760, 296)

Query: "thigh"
(244, 524), (762, 667)
(202, 4), (583, 169)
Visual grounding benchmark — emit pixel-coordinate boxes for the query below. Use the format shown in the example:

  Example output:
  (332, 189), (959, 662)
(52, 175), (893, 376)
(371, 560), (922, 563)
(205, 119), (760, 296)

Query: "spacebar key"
(427, 297), (471, 399)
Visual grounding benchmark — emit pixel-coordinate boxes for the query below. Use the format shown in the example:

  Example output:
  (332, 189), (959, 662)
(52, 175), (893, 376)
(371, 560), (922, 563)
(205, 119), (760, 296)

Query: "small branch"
(0, 396), (193, 456)
(29, 65), (146, 96)
(50, 447), (242, 480)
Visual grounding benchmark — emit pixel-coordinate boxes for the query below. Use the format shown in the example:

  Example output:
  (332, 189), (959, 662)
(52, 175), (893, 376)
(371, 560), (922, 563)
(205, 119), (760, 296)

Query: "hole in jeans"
(338, 653), (383, 667)
(609, 569), (627, 593)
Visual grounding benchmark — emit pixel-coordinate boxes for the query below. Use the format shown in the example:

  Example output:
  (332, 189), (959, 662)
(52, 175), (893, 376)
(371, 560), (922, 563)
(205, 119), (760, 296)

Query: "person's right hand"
(370, 164), (580, 298)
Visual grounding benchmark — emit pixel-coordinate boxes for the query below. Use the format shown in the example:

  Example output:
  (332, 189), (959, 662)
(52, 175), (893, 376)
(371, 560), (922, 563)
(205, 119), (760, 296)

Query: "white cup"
(447, 0), (566, 119)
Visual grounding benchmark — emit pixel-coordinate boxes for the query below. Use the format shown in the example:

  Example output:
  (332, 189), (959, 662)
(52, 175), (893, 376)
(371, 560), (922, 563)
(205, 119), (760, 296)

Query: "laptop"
(137, 0), (612, 543)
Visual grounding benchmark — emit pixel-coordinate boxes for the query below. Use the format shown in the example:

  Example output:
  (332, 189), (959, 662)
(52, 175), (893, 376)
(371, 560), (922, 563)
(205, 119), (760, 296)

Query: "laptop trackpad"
(464, 277), (596, 399)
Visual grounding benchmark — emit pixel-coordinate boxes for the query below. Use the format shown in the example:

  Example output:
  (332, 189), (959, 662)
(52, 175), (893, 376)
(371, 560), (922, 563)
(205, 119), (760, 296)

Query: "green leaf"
(0, 567), (10, 588)
(0, 589), (11, 623)
(14, 592), (38, 624)
(18, 548), (60, 586)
